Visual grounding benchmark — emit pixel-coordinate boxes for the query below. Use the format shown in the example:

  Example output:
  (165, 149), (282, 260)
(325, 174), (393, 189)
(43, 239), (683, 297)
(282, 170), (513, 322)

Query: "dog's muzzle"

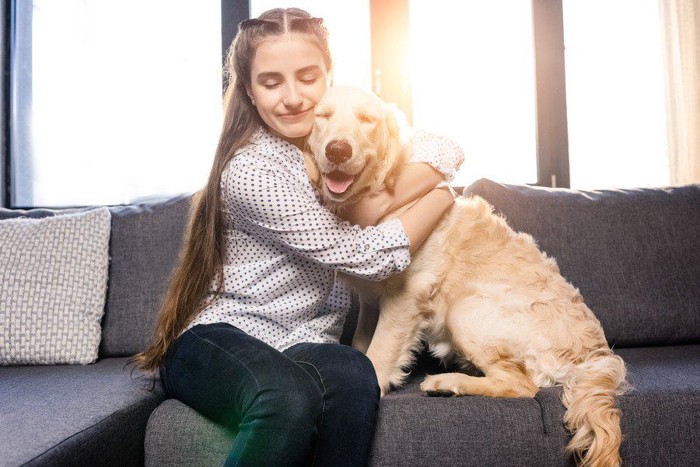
(325, 139), (352, 164)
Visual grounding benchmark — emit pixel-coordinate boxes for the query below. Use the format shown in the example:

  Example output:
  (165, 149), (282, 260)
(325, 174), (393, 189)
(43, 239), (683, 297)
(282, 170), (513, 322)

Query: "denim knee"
(339, 346), (381, 401)
(253, 366), (324, 430)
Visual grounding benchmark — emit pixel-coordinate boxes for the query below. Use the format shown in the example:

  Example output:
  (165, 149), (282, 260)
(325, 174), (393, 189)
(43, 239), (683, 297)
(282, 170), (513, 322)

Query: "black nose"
(325, 139), (352, 164)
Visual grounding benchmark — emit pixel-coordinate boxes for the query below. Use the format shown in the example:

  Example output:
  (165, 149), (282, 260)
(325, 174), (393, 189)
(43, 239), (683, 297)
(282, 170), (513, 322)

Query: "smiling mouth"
(323, 170), (357, 194)
(279, 108), (311, 119)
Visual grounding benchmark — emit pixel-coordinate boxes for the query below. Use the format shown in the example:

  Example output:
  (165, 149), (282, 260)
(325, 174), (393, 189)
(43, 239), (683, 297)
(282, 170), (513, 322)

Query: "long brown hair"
(127, 8), (332, 388)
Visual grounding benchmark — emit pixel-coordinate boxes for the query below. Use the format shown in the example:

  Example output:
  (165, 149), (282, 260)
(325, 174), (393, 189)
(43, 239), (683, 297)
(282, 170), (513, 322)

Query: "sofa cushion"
(100, 194), (192, 357)
(143, 344), (699, 466)
(0, 208), (111, 365)
(145, 399), (234, 467)
(464, 179), (700, 347)
(0, 357), (165, 466)
(371, 344), (700, 466)
(613, 345), (700, 465)
(0, 195), (193, 358)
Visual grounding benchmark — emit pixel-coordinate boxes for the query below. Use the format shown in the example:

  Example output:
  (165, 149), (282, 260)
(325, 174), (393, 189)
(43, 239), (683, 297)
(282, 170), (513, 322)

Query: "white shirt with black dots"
(180, 127), (465, 351)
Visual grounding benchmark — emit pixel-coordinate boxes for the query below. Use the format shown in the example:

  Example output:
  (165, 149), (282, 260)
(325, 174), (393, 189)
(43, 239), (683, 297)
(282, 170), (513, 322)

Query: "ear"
(245, 83), (254, 101)
(381, 103), (409, 191)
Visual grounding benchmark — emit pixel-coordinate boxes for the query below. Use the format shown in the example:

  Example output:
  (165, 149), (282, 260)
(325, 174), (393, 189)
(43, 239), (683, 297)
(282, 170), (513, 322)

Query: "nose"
(325, 139), (353, 164)
(283, 83), (303, 108)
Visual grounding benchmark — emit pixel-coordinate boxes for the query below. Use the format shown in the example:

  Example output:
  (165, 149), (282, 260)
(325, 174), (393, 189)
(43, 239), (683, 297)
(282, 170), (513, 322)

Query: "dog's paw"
(420, 374), (462, 397)
(423, 388), (456, 397)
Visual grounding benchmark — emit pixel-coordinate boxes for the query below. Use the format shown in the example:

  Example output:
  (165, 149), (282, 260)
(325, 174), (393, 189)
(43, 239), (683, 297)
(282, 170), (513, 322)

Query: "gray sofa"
(1, 179), (698, 466)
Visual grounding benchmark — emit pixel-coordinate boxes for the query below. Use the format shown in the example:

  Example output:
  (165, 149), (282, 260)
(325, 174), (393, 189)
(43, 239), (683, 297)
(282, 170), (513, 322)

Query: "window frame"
(532, 0), (570, 188)
(1, 0), (14, 208)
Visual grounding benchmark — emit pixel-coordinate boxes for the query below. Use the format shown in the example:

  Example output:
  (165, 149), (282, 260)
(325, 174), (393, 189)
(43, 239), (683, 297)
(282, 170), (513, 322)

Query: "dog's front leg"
(366, 294), (423, 396)
(352, 298), (379, 354)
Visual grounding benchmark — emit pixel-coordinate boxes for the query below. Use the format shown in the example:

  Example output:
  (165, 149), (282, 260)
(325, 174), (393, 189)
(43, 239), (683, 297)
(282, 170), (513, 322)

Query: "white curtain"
(659, 0), (700, 185)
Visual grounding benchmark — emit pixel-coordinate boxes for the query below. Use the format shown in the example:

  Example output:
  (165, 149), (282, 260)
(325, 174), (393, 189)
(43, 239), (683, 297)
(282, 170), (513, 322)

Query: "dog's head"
(306, 86), (408, 208)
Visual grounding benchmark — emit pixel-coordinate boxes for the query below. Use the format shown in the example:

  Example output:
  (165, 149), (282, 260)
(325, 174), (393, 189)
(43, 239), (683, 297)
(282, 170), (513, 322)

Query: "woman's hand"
(337, 162), (447, 228)
(387, 162), (446, 212)
(399, 185), (457, 254)
(337, 190), (394, 228)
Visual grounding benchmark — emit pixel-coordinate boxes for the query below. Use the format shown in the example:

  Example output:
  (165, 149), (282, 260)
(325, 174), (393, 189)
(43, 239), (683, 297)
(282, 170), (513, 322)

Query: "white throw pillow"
(0, 208), (111, 365)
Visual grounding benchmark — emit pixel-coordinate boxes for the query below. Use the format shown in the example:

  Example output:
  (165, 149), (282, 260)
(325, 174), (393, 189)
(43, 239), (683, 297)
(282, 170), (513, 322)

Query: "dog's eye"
(315, 111), (331, 119)
(357, 113), (376, 124)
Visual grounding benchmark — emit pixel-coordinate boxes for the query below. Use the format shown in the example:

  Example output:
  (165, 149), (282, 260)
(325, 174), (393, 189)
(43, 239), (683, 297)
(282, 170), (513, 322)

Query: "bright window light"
(409, 0), (538, 187)
(563, 0), (669, 189)
(20, 0), (222, 207)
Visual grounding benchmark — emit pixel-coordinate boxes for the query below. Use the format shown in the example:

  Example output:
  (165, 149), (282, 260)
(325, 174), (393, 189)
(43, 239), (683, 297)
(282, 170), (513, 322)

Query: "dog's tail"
(562, 347), (629, 467)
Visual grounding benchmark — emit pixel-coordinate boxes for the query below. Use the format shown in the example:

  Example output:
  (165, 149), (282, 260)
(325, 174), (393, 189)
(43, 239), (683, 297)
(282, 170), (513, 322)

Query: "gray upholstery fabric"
(0, 357), (165, 466)
(370, 386), (571, 467)
(464, 179), (700, 347)
(0, 195), (193, 358)
(145, 399), (233, 467)
(3, 184), (699, 466)
(372, 344), (700, 466)
(0, 207), (88, 220)
(144, 344), (699, 467)
(100, 194), (192, 357)
(613, 345), (700, 467)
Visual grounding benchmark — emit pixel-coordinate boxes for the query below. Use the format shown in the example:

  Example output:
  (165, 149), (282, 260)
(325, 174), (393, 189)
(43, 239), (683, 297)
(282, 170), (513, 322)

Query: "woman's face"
(247, 33), (330, 147)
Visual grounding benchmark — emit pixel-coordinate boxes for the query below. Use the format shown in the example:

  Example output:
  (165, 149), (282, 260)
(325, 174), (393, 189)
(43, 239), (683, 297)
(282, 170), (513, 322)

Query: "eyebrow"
(256, 65), (322, 81)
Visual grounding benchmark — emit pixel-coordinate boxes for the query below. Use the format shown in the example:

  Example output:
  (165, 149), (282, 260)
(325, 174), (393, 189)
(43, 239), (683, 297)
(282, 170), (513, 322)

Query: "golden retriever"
(305, 86), (629, 467)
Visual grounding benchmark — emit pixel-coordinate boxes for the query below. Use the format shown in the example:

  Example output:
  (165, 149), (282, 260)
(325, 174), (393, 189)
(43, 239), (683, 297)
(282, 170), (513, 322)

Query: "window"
(409, 0), (538, 187)
(4, 1), (675, 208)
(563, 0), (669, 189)
(11, 0), (222, 207)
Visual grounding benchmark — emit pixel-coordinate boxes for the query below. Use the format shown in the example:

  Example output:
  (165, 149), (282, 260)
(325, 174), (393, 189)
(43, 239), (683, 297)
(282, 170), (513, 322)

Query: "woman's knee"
(164, 325), (323, 428)
(340, 346), (380, 397)
(311, 345), (380, 402)
(254, 366), (324, 427)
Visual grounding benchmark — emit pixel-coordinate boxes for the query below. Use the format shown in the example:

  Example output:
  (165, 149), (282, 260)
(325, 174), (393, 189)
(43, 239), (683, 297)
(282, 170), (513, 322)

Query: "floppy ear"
(381, 103), (409, 191)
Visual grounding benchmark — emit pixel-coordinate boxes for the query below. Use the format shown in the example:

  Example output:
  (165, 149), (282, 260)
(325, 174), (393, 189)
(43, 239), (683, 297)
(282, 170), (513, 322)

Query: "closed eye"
(357, 113), (377, 123)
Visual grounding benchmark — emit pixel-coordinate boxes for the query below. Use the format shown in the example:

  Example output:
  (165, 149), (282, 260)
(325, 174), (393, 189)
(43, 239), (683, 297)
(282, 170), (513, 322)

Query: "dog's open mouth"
(323, 170), (356, 194)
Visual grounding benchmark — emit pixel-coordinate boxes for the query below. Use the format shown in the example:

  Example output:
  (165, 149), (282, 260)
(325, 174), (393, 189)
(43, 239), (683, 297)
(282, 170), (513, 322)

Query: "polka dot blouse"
(180, 127), (465, 351)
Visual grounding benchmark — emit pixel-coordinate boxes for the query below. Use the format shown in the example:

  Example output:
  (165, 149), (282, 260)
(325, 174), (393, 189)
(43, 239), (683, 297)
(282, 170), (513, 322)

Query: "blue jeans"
(159, 323), (380, 467)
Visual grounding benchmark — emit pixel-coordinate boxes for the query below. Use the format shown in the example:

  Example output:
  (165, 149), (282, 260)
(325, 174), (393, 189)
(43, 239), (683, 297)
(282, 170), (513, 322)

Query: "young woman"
(130, 7), (463, 467)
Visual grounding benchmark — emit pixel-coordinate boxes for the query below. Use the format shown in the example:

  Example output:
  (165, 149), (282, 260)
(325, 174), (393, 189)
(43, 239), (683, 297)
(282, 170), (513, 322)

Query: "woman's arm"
(398, 186), (456, 254)
(409, 129), (466, 185)
(339, 162), (445, 228)
(342, 183), (456, 253)
(227, 153), (412, 282)
(340, 130), (464, 228)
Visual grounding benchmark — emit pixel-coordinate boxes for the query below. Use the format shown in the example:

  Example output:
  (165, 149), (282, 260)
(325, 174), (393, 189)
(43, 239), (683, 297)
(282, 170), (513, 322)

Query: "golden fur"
(307, 86), (630, 467)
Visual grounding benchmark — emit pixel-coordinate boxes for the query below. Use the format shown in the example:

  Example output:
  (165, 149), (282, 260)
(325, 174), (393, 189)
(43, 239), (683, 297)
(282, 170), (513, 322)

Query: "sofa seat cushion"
(145, 399), (234, 467)
(144, 345), (699, 467)
(372, 344), (700, 466)
(0, 357), (165, 466)
(613, 345), (700, 466)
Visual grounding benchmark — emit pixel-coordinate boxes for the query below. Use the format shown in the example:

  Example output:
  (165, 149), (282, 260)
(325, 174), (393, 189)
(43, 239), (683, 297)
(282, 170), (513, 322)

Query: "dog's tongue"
(325, 171), (355, 194)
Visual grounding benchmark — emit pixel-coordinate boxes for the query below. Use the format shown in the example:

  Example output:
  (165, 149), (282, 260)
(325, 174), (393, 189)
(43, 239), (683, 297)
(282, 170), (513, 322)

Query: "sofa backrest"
(99, 194), (192, 357)
(4, 180), (698, 354)
(0, 194), (192, 358)
(464, 179), (700, 348)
